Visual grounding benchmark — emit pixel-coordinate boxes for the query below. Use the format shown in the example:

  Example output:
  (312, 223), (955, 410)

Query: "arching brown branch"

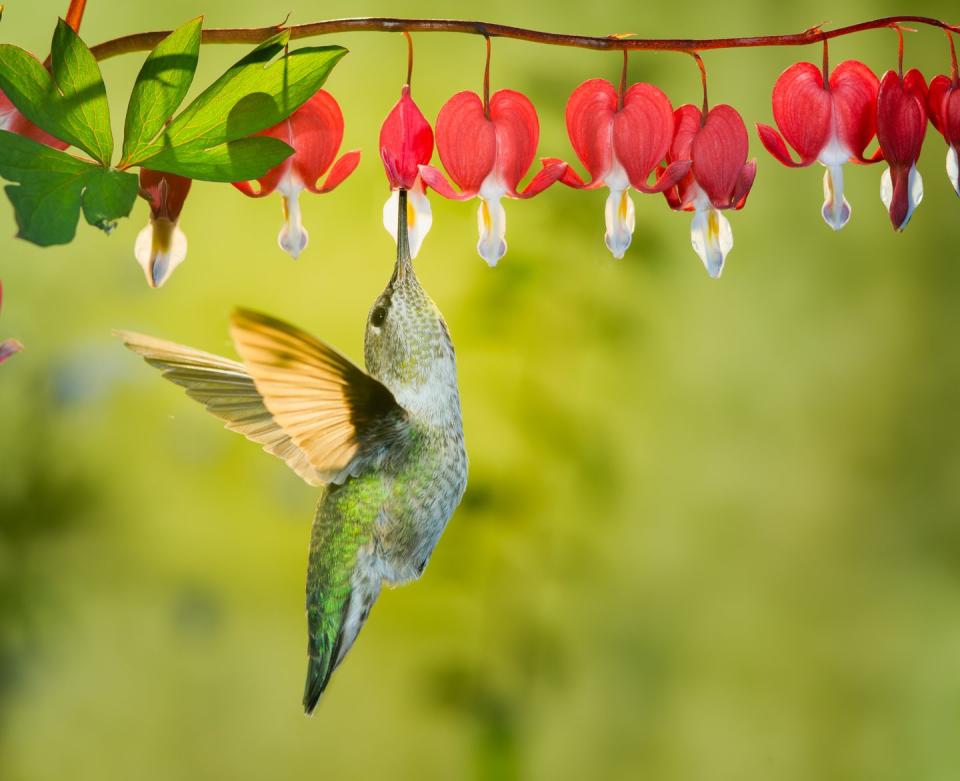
(88, 15), (960, 62)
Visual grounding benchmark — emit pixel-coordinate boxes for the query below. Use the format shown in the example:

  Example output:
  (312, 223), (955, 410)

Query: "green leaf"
(131, 34), (347, 173)
(0, 130), (138, 245)
(141, 136), (293, 182)
(121, 17), (203, 166)
(50, 18), (112, 164)
(80, 168), (140, 233)
(0, 20), (113, 163)
(0, 44), (84, 149)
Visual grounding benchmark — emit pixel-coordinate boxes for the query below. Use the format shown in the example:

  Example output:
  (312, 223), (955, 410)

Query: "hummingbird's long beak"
(392, 188), (414, 284)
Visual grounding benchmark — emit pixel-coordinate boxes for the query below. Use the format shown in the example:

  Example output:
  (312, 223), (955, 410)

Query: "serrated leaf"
(131, 35), (347, 171)
(0, 130), (137, 245)
(50, 18), (112, 164)
(121, 17), (203, 165)
(141, 135), (293, 182)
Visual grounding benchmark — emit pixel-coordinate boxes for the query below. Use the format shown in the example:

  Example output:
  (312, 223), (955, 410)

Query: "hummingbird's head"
(364, 190), (459, 421)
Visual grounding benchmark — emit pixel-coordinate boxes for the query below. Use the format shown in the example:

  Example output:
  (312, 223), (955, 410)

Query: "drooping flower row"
(3, 44), (959, 287)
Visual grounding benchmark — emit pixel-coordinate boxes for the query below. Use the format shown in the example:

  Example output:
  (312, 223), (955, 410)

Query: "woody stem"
(89, 15), (960, 61)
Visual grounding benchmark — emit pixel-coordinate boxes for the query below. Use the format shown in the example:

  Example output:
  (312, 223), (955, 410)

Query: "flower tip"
(135, 219), (187, 289)
(279, 224), (309, 259)
(0, 338), (23, 365)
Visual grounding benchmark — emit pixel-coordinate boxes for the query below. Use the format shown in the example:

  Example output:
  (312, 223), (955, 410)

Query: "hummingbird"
(118, 190), (467, 713)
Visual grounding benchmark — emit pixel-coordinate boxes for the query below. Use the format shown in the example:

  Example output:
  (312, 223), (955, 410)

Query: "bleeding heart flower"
(380, 84), (434, 258)
(232, 90), (360, 259)
(757, 60), (880, 230)
(419, 89), (566, 266)
(928, 72), (960, 197)
(0, 280), (23, 365)
(135, 169), (192, 288)
(662, 104), (757, 278)
(876, 68), (928, 231)
(550, 79), (691, 259)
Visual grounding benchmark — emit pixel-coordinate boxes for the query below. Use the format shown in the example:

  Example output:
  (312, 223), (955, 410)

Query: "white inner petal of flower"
(383, 178), (433, 259)
(135, 217), (187, 288)
(817, 111), (853, 231)
(820, 165), (851, 231)
(277, 177), (308, 259)
(880, 164), (924, 230)
(947, 145), (959, 198)
(690, 191), (732, 279)
(603, 187), (635, 259)
(476, 172), (509, 266)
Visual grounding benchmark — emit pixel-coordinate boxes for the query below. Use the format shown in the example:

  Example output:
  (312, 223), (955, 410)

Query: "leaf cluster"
(0, 18), (346, 245)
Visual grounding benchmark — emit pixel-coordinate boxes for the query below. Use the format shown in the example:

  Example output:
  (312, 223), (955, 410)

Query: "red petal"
(830, 60), (880, 160)
(540, 156), (589, 188)
(664, 104), (701, 209)
(379, 85), (434, 189)
(756, 122), (807, 167)
(489, 89), (540, 193)
(434, 91), (496, 193)
(614, 82), (675, 190)
(669, 104), (701, 161)
(315, 149), (361, 194)
(636, 159), (692, 194)
(284, 90), (346, 190)
(231, 179), (271, 198)
(886, 164), (912, 230)
(877, 69), (928, 166)
(514, 158), (566, 198)
(232, 89), (349, 197)
(770, 62), (830, 164)
(139, 169), (192, 220)
(731, 160), (758, 209)
(564, 78), (617, 185)
(691, 104), (749, 208)
(946, 87), (960, 147)
(418, 164), (477, 200)
(927, 74), (951, 134)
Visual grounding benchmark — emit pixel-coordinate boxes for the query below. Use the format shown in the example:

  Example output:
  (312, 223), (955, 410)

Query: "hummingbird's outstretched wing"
(117, 331), (327, 485)
(229, 308), (410, 485)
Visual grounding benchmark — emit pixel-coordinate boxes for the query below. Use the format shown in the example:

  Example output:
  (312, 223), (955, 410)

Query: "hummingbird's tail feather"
(116, 330), (325, 486)
(304, 486), (383, 714)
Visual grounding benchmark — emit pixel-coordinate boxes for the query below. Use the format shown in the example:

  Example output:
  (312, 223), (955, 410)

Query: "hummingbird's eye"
(370, 306), (388, 328)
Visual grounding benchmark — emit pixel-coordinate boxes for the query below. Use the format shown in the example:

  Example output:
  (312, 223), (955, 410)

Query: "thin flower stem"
(88, 15), (960, 61)
(482, 35), (491, 118)
(691, 52), (708, 119)
(946, 29), (959, 86)
(893, 24), (906, 78)
(821, 39), (830, 86)
(618, 49), (628, 109)
(64, 0), (86, 32)
(403, 30), (413, 87)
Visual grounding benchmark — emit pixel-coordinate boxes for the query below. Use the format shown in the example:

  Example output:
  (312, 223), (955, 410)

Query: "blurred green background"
(3, 0), (960, 779)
